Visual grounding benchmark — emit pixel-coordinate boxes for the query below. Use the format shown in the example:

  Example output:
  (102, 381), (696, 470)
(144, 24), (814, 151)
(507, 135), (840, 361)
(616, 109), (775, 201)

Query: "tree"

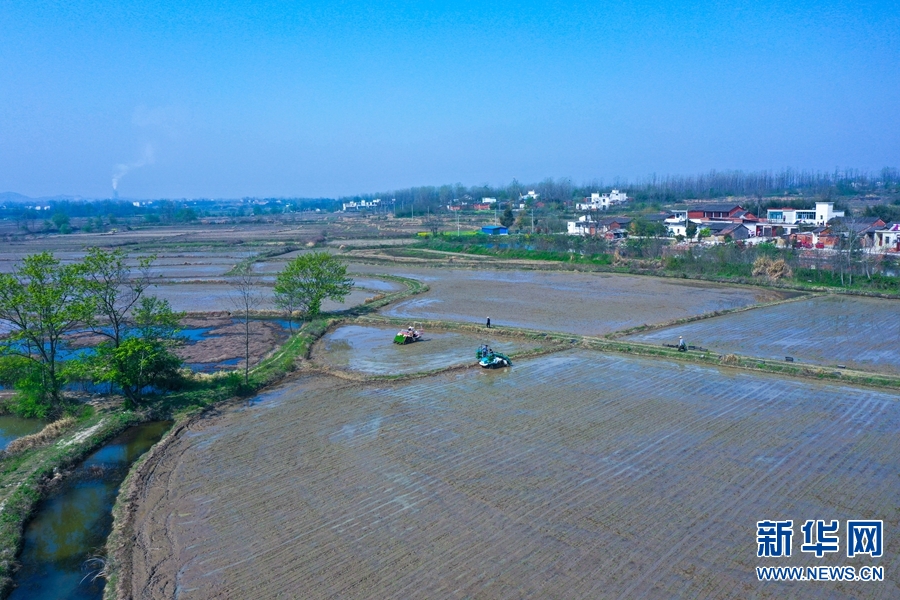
(89, 296), (184, 408)
(274, 253), (354, 329)
(423, 215), (442, 237)
(81, 247), (155, 346)
(92, 338), (182, 408)
(0, 252), (92, 414)
(51, 211), (70, 231)
(499, 206), (515, 228)
(229, 265), (262, 385)
(685, 221), (698, 241)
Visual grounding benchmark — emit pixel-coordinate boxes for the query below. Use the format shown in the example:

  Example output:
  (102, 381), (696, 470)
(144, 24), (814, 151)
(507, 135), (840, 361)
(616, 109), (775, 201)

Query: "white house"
(481, 197), (497, 204)
(874, 223), (900, 252)
(567, 215), (597, 236)
(576, 189), (628, 211)
(342, 198), (382, 211)
(766, 202), (844, 226)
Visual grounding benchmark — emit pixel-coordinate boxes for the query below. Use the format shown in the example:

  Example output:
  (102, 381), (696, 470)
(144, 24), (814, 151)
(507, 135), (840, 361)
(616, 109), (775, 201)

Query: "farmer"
(486, 316), (491, 328)
(677, 336), (686, 352)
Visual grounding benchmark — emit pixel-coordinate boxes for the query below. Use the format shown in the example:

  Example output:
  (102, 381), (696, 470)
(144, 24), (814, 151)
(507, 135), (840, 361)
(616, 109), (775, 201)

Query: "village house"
(703, 221), (751, 243)
(576, 190), (628, 211)
(566, 215), (632, 238)
(686, 203), (746, 220)
(342, 198), (381, 211)
(874, 223), (900, 252)
(766, 202), (844, 228)
(567, 215), (599, 236)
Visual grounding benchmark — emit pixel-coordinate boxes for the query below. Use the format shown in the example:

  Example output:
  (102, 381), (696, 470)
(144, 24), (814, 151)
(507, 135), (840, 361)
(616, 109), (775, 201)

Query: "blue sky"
(1, 1), (898, 198)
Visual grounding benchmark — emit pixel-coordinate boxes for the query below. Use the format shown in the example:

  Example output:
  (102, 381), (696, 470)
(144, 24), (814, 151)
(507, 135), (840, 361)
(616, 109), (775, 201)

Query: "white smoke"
(112, 144), (155, 191)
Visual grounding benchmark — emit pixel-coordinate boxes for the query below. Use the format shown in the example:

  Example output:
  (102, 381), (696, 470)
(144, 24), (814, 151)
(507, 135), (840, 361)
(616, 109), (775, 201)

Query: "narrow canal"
(8, 421), (171, 600)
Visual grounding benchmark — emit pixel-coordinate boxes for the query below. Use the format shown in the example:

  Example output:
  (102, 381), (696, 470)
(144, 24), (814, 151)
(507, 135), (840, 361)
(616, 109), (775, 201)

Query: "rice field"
(311, 324), (541, 375)
(145, 283), (373, 313)
(127, 351), (900, 599)
(351, 264), (791, 336)
(625, 295), (900, 375)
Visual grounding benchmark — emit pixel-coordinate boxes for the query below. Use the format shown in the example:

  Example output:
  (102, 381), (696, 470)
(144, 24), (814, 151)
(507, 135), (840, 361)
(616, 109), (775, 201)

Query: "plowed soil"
(124, 351), (900, 599)
(626, 294), (900, 374)
(349, 263), (791, 335)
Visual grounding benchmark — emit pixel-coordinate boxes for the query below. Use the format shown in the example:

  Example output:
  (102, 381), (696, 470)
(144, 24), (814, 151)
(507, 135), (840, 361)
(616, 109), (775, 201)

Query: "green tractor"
(476, 345), (511, 368)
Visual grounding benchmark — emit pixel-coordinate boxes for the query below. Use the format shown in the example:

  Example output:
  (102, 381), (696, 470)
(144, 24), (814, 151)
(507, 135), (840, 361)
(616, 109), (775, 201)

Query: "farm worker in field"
(677, 336), (686, 351)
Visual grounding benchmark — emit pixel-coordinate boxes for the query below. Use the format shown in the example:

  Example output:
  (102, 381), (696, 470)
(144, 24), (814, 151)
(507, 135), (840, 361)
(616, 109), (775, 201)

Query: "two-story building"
(766, 202), (844, 227)
(576, 190), (628, 211)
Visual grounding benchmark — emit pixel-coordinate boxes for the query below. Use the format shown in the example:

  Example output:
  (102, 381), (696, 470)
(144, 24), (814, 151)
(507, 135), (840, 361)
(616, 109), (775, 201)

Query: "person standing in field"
(486, 316), (491, 328)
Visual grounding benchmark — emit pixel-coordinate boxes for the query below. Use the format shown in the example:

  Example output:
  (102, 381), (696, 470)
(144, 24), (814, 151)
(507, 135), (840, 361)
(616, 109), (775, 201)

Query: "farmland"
(625, 295), (900, 375)
(346, 263), (792, 336)
(124, 351), (900, 599)
(312, 324), (544, 376)
(1, 222), (898, 600)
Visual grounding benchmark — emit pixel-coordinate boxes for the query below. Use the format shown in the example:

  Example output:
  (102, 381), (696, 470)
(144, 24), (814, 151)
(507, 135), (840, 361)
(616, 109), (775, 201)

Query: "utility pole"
(457, 210), (460, 237)
(531, 209), (535, 234)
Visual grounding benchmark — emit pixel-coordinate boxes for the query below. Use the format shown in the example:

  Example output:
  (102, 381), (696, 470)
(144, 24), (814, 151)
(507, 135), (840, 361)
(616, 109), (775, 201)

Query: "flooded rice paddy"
(127, 352), (899, 599)
(9, 421), (171, 600)
(312, 324), (542, 375)
(146, 283), (373, 313)
(348, 263), (791, 335)
(626, 294), (900, 374)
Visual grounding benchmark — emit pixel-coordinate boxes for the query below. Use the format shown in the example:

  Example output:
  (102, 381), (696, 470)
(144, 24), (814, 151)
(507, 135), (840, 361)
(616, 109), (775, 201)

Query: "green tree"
(274, 253), (354, 330)
(88, 296), (183, 407)
(82, 248), (155, 346)
(51, 211), (70, 230)
(92, 338), (182, 408)
(499, 206), (515, 228)
(685, 221), (698, 240)
(0, 252), (92, 414)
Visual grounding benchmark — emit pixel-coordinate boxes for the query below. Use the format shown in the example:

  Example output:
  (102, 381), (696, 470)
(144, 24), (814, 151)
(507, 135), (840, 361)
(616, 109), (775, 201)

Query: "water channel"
(8, 420), (171, 600)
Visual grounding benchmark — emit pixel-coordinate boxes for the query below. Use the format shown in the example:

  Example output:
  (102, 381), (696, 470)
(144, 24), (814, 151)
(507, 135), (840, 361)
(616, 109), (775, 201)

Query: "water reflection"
(9, 421), (171, 600)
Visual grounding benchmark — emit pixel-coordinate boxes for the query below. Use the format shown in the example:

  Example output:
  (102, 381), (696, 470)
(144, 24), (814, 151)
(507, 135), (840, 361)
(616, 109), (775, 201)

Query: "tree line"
(338, 168), (900, 217)
(0, 250), (352, 418)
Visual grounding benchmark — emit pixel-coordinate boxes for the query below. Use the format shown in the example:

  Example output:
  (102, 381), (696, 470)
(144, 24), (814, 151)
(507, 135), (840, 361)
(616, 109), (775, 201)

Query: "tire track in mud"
(121, 352), (900, 599)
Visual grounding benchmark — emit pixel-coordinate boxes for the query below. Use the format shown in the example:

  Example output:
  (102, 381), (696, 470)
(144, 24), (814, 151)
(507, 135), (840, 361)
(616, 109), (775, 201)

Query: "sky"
(1, 1), (898, 199)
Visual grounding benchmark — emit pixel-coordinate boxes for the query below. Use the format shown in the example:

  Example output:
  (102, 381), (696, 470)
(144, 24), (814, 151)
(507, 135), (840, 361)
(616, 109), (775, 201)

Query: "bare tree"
(229, 265), (262, 385)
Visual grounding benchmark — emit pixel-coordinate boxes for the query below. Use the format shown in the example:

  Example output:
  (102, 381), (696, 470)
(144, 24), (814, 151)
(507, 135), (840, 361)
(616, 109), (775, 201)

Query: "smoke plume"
(112, 144), (155, 191)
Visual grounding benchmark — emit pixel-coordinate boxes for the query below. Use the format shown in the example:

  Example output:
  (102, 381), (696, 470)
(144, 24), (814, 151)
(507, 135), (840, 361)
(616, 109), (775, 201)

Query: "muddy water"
(312, 324), (539, 375)
(348, 263), (789, 335)
(148, 283), (372, 313)
(0, 416), (47, 450)
(8, 421), (172, 600)
(626, 295), (900, 374)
